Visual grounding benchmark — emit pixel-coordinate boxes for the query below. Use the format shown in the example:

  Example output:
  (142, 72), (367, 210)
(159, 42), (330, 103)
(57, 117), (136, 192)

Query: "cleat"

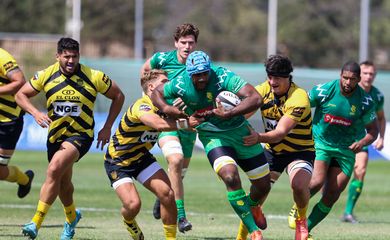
(307, 233), (314, 240)
(236, 221), (249, 240)
(178, 217), (192, 233)
(123, 220), (144, 240)
(251, 205), (267, 230)
(295, 218), (309, 240)
(152, 198), (161, 220)
(288, 204), (298, 229)
(22, 222), (38, 239)
(250, 230), (263, 240)
(60, 209), (82, 240)
(341, 214), (358, 224)
(18, 170), (34, 198)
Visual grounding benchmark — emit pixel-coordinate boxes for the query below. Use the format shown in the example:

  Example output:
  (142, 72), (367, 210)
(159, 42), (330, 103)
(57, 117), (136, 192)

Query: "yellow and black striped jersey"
(30, 62), (112, 143)
(0, 48), (24, 122)
(255, 82), (314, 154)
(105, 95), (160, 166)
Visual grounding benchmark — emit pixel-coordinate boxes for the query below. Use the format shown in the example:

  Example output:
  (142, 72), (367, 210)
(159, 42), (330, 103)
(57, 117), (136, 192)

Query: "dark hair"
(173, 23), (199, 42)
(57, 37), (79, 54)
(341, 61), (360, 76)
(140, 69), (167, 92)
(265, 54), (293, 78)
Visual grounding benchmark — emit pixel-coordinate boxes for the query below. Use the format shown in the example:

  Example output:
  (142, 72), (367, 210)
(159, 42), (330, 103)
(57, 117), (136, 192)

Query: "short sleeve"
(284, 89), (311, 122)
(94, 70), (112, 94)
(132, 98), (155, 120)
(0, 49), (18, 76)
(29, 70), (45, 92)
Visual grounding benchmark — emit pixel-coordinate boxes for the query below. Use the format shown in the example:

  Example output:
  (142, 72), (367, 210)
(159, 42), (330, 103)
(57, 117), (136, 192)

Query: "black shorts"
(47, 135), (93, 162)
(104, 152), (158, 186)
(264, 149), (315, 173)
(0, 117), (23, 150)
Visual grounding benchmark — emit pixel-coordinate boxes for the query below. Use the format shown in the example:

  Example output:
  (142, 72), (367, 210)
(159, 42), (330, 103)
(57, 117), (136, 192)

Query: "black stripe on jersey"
(118, 122), (146, 138)
(0, 109), (18, 119)
(81, 104), (93, 120)
(286, 132), (313, 140)
(76, 67), (97, 92)
(43, 70), (62, 86)
(120, 146), (149, 159)
(123, 114), (144, 127)
(71, 115), (94, 130)
(46, 81), (68, 99)
(0, 97), (18, 109)
(48, 121), (70, 139)
(269, 139), (314, 150)
(112, 134), (140, 151)
(65, 78), (96, 103)
(0, 76), (11, 84)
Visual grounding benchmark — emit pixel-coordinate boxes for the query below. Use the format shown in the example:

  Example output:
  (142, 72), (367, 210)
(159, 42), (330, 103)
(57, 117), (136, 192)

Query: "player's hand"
(243, 125), (260, 146)
(188, 113), (204, 128)
(374, 137), (384, 151)
(173, 97), (187, 112)
(164, 105), (188, 119)
(348, 141), (364, 153)
(213, 98), (231, 119)
(96, 127), (111, 150)
(33, 112), (52, 128)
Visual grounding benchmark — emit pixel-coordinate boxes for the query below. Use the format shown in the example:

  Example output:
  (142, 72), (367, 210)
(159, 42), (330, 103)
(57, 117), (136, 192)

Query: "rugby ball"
(216, 91), (241, 110)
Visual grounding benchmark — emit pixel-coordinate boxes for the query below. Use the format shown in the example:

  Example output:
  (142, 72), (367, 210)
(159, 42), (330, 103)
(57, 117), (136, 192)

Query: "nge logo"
(53, 102), (81, 117)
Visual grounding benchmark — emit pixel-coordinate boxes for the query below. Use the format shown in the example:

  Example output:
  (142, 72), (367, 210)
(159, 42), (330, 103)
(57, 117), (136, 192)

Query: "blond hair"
(140, 69), (167, 92)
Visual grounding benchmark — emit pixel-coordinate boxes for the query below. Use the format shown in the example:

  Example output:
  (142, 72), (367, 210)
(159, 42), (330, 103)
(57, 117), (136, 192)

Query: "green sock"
(227, 189), (258, 233)
(308, 200), (332, 232)
(176, 199), (186, 220)
(345, 179), (363, 215)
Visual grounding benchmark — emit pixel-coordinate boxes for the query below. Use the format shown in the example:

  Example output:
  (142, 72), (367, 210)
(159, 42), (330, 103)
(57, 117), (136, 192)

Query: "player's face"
(267, 75), (290, 96)
(148, 74), (168, 96)
(191, 71), (209, 91)
(57, 50), (80, 76)
(340, 70), (360, 95)
(175, 35), (197, 64)
(360, 65), (376, 89)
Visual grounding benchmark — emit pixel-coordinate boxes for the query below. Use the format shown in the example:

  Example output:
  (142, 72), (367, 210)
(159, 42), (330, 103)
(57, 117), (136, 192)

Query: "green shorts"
(315, 145), (355, 177)
(158, 129), (197, 158)
(198, 123), (263, 159)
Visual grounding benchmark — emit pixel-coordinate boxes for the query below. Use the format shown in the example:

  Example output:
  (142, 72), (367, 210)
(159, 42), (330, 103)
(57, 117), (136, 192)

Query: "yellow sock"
(236, 220), (249, 240)
(63, 203), (77, 223)
(123, 218), (143, 239)
(163, 224), (177, 240)
(297, 204), (308, 220)
(32, 200), (51, 229)
(5, 166), (28, 185)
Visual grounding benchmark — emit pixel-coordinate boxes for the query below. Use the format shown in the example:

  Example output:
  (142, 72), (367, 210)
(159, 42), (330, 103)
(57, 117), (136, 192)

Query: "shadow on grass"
(0, 223), (96, 229)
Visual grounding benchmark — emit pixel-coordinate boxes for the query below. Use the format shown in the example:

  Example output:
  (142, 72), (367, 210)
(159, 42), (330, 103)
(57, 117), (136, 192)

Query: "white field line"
(0, 204), (287, 220)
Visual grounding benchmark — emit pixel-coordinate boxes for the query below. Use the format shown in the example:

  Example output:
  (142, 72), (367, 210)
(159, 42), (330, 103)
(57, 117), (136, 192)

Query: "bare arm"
(213, 84), (263, 119)
(243, 115), (297, 145)
(151, 83), (187, 118)
(140, 58), (152, 76)
(15, 83), (52, 128)
(96, 81), (125, 150)
(0, 68), (26, 95)
(349, 120), (378, 153)
(374, 110), (386, 150)
(140, 113), (203, 132)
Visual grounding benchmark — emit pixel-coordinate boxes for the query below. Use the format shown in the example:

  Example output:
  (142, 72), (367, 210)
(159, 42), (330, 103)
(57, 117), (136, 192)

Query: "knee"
(222, 173), (241, 189)
(159, 188), (175, 205)
(122, 198), (142, 214)
(354, 166), (366, 180)
(291, 181), (309, 196)
(167, 155), (183, 171)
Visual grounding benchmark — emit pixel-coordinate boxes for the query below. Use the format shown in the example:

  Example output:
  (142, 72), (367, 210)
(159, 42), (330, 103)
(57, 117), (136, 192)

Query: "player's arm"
(349, 120), (378, 153)
(140, 57), (152, 76)
(374, 109), (386, 150)
(214, 84), (263, 119)
(140, 113), (202, 132)
(151, 83), (187, 118)
(15, 83), (52, 128)
(243, 115), (297, 145)
(96, 81), (125, 150)
(0, 67), (25, 95)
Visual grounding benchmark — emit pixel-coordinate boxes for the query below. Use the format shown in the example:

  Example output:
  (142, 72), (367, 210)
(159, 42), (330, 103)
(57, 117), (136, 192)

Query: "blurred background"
(1, 0), (389, 157)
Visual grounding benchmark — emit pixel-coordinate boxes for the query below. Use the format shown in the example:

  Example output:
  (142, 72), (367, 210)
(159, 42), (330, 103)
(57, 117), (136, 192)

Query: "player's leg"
(343, 150), (368, 223)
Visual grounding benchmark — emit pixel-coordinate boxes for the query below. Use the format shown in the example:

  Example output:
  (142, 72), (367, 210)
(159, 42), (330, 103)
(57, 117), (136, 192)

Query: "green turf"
(1, 151), (390, 239)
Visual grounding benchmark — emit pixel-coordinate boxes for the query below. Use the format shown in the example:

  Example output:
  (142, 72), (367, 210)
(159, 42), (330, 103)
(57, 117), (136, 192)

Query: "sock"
(297, 204), (308, 220)
(227, 189), (259, 233)
(345, 179), (364, 215)
(5, 165), (29, 185)
(236, 221), (249, 240)
(163, 224), (177, 240)
(176, 199), (186, 220)
(123, 218), (143, 239)
(308, 200), (332, 232)
(63, 203), (77, 223)
(248, 193), (260, 207)
(32, 200), (51, 229)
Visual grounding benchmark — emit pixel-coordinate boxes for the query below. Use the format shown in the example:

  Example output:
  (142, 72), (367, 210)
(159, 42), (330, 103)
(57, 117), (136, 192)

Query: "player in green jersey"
(141, 23), (200, 232)
(288, 61), (378, 239)
(0, 48), (34, 199)
(16, 38), (124, 240)
(152, 51), (271, 240)
(342, 61), (386, 223)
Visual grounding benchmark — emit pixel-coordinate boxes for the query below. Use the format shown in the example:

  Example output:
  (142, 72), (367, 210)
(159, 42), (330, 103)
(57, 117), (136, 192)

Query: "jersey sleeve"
(376, 90), (385, 112)
(29, 70), (45, 92)
(284, 89), (311, 122)
(0, 49), (18, 76)
(255, 82), (268, 97)
(216, 67), (247, 93)
(308, 84), (322, 107)
(149, 52), (166, 69)
(163, 80), (179, 99)
(362, 101), (377, 126)
(131, 98), (156, 121)
(93, 70), (112, 94)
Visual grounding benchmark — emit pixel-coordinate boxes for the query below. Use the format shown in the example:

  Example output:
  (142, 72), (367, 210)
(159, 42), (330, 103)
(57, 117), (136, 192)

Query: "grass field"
(1, 151), (390, 240)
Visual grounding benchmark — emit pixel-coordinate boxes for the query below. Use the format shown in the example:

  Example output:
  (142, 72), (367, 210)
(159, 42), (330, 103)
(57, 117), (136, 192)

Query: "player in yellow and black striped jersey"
(15, 38), (124, 240)
(0, 48), (34, 199)
(104, 69), (202, 240)
(240, 55), (314, 240)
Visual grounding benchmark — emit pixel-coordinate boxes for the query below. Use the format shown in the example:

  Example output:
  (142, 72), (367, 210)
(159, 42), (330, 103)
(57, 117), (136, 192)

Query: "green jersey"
(150, 50), (185, 80)
(163, 66), (247, 132)
(309, 79), (376, 149)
